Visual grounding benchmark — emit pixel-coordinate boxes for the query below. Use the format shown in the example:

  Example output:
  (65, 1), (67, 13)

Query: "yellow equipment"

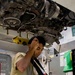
(13, 36), (29, 45)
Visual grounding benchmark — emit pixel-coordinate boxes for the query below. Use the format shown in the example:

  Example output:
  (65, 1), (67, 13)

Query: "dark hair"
(28, 36), (46, 46)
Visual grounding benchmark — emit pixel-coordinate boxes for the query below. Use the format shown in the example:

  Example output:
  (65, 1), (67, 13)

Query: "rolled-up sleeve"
(13, 52), (26, 69)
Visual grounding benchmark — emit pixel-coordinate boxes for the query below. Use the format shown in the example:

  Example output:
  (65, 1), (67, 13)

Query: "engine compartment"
(0, 0), (75, 45)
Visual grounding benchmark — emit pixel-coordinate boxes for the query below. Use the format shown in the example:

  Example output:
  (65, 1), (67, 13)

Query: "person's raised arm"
(16, 39), (39, 72)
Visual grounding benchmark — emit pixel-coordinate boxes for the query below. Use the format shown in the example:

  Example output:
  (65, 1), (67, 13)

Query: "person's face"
(34, 43), (44, 57)
(31, 38), (44, 58)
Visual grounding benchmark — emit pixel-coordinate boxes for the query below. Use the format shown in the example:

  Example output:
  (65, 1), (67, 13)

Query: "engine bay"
(0, 0), (75, 45)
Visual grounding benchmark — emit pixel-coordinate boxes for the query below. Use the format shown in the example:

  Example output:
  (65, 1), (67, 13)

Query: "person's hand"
(29, 38), (39, 51)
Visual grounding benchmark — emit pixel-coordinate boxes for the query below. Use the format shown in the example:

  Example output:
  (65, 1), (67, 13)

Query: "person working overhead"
(10, 36), (47, 75)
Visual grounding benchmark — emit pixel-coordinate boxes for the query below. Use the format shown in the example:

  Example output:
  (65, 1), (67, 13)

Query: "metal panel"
(0, 53), (11, 75)
(50, 55), (66, 75)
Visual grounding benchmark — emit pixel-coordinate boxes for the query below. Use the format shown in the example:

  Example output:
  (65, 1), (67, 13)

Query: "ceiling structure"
(0, 0), (75, 47)
(53, 0), (75, 12)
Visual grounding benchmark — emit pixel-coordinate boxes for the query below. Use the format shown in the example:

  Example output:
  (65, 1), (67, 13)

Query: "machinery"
(0, 0), (75, 46)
